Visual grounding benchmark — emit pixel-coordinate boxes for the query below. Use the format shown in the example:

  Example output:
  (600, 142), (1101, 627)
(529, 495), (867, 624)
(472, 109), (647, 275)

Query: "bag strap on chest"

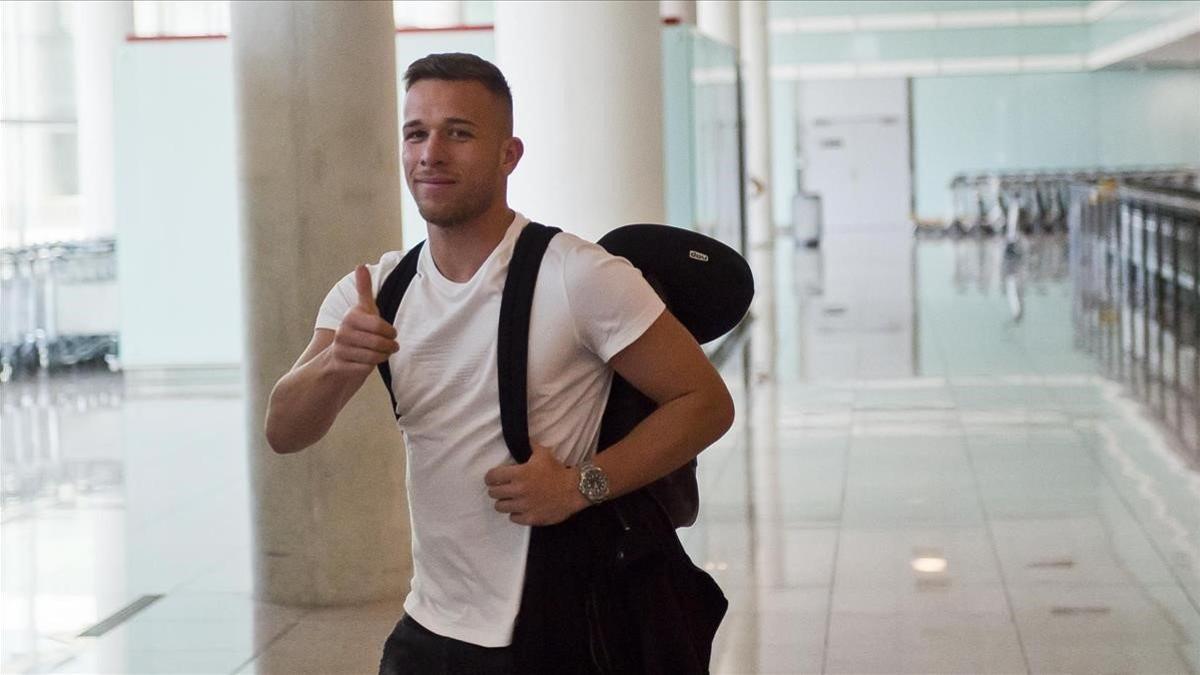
(371, 223), (561, 433)
(496, 222), (561, 464)
(374, 242), (424, 419)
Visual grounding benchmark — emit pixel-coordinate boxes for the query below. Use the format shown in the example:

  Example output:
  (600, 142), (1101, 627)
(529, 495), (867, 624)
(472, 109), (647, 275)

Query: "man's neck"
(425, 205), (516, 283)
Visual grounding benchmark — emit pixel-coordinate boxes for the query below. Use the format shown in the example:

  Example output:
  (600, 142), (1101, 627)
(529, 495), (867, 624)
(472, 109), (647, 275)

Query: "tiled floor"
(3, 232), (1198, 674)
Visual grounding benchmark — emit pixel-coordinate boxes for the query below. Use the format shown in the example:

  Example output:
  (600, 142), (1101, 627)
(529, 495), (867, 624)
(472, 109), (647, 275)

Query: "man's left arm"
(485, 309), (734, 525)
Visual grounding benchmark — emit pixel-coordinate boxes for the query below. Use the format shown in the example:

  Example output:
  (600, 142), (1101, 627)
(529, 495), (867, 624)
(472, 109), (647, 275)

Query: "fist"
(484, 443), (589, 526)
(330, 265), (399, 374)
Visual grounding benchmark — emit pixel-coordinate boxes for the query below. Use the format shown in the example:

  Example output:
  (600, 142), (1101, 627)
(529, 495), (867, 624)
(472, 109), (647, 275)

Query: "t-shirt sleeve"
(561, 238), (666, 363)
(314, 251), (404, 332)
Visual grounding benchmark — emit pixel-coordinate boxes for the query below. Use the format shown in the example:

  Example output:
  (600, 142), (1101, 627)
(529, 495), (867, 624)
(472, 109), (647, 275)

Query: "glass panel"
(131, 1), (229, 37)
(691, 30), (742, 251)
(0, 0), (80, 248)
(660, 26), (743, 252)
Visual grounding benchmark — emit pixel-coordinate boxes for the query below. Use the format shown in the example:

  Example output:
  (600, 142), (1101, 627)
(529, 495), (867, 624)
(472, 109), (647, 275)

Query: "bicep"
(608, 310), (724, 406)
(291, 329), (335, 371)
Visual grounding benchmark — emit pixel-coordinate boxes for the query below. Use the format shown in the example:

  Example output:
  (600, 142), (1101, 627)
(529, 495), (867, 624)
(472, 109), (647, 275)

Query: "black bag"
(593, 224), (754, 527)
(374, 222), (753, 673)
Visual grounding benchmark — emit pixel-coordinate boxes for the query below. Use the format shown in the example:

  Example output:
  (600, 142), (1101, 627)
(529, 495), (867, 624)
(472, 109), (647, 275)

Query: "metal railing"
(1070, 182), (1200, 465)
(947, 167), (1197, 236)
(1, 239), (120, 382)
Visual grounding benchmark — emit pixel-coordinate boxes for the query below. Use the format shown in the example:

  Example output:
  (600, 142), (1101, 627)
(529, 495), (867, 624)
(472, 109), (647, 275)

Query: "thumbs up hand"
(330, 265), (400, 375)
(354, 264), (379, 315)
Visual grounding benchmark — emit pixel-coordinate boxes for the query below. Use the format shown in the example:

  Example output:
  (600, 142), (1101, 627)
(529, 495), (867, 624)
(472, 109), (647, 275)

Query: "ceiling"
(1116, 31), (1200, 68)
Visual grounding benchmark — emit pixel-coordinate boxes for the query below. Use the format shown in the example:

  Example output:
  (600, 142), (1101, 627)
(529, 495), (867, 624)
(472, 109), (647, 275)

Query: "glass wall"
(132, 0), (227, 36)
(128, 1), (489, 36)
(1, 1), (79, 248)
(662, 26), (743, 252)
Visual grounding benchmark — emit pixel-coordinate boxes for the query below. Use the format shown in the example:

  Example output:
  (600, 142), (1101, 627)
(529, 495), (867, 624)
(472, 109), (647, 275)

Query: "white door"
(806, 122), (861, 227)
(800, 79), (913, 235)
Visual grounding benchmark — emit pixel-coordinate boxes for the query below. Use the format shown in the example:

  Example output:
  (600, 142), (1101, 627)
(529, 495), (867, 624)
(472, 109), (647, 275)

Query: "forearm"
(265, 349), (371, 453)
(590, 381), (734, 501)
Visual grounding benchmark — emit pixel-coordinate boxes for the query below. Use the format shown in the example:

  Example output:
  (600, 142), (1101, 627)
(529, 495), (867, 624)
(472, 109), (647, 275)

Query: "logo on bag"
(688, 250), (709, 262)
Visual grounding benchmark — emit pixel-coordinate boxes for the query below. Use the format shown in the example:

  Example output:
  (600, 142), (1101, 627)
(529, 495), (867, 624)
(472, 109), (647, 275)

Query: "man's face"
(401, 79), (520, 227)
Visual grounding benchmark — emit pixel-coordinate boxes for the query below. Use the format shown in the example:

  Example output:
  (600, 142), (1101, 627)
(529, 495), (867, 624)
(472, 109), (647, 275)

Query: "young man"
(264, 53), (733, 673)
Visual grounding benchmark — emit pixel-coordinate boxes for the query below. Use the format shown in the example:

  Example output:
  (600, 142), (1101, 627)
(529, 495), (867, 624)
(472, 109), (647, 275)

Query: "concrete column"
(230, 0), (410, 606)
(495, 0), (665, 242)
(697, 0), (738, 49)
(660, 0), (696, 24)
(72, 0), (132, 240)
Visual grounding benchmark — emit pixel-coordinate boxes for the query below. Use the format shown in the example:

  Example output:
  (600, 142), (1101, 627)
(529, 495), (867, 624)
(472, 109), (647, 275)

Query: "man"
(264, 53), (733, 673)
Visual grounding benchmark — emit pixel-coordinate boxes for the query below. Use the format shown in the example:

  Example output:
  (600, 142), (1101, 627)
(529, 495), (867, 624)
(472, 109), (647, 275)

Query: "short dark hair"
(403, 52), (513, 117)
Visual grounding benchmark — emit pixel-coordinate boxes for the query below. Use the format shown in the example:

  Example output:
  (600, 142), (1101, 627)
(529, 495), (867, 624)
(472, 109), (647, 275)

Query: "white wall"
(912, 70), (1200, 221)
(114, 39), (241, 370)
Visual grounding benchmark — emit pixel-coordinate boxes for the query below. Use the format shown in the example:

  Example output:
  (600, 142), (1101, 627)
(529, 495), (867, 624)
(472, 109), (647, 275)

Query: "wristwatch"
(577, 462), (610, 505)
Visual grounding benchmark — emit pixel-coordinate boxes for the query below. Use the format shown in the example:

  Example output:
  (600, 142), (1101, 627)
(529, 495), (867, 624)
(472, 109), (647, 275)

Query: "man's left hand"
(484, 443), (589, 526)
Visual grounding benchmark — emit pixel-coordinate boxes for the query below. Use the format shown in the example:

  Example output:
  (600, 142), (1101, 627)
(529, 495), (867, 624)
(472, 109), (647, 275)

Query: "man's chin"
(417, 201), (489, 229)
(418, 206), (470, 228)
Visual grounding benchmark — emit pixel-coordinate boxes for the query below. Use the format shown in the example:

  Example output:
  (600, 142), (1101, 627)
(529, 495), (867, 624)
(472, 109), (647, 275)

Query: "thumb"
(354, 265), (378, 315)
(531, 442), (559, 464)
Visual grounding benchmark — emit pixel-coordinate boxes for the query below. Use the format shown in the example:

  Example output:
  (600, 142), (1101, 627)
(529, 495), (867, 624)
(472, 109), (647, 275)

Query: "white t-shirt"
(314, 213), (665, 647)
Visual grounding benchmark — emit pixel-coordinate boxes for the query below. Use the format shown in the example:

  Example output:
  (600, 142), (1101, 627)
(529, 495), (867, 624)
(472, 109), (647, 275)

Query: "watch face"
(580, 466), (609, 502)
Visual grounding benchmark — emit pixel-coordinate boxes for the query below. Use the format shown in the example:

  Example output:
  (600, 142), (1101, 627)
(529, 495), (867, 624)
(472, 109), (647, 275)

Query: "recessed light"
(912, 557), (948, 573)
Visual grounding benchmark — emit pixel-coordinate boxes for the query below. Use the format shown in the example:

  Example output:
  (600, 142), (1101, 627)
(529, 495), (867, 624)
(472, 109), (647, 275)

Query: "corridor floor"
(3, 232), (1198, 674)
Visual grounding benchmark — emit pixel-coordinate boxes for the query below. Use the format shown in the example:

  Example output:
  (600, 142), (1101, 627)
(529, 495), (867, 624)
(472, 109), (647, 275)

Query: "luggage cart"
(0, 238), (120, 382)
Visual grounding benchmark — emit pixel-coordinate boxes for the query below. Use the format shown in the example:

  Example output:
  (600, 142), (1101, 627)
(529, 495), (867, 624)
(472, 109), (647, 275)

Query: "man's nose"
(419, 133), (446, 166)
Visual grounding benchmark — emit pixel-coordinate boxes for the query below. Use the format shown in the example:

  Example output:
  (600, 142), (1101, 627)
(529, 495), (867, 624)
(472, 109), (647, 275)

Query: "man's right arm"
(264, 265), (400, 454)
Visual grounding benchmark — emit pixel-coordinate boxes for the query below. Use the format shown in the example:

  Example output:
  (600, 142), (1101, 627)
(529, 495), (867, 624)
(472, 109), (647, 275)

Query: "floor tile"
(1008, 583), (1190, 641)
(824, 610), (1026, 674)
(713, 617), (825, 675)
(46, 647), (251, 675)
(236, 616), (397, 675)
(1010, 584), (1198, 674)
(834, 527), (1003, 588)
(990, 516), (1177, 588)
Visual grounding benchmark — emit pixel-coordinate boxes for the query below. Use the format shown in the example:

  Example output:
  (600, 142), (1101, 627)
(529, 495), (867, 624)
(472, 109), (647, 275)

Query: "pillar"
(230, 0), (410, 606)
(495, 0), (665, 242)
(73, 0), (132, 241)
(697, 0), (738, 49)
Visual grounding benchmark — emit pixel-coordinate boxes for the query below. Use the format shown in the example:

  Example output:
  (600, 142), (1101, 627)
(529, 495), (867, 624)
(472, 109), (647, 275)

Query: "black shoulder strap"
(497, 222), (561, 464)
(374, 242), (424, 419)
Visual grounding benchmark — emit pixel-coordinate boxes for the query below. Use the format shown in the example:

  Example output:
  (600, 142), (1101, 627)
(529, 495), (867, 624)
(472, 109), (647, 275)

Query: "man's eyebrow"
(402, 117), (478, 129)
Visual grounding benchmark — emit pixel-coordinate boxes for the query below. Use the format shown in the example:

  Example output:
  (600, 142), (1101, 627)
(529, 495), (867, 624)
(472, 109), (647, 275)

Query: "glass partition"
(1, 1), (80, 249)
(662, 26), (744, 253)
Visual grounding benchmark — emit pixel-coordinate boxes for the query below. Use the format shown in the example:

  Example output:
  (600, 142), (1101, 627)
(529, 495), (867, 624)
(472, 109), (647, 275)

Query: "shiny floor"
(3, 232), (1199, 674)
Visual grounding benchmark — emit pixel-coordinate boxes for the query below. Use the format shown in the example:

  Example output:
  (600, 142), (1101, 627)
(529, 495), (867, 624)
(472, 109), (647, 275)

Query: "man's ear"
(502, 137), (524, 176)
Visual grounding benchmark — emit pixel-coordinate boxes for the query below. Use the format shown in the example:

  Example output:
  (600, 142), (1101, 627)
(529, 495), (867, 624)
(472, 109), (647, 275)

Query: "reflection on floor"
(3, 232), (1198, 674)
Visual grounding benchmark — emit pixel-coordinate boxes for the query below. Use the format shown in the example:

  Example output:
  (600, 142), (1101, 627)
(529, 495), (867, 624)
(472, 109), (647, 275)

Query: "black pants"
(378, 615), (515, 675)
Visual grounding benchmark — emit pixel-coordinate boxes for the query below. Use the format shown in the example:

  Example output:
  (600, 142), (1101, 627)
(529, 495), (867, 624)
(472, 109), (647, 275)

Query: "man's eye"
(405, 131), (426, 141)
(449, 129), (473, 139)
